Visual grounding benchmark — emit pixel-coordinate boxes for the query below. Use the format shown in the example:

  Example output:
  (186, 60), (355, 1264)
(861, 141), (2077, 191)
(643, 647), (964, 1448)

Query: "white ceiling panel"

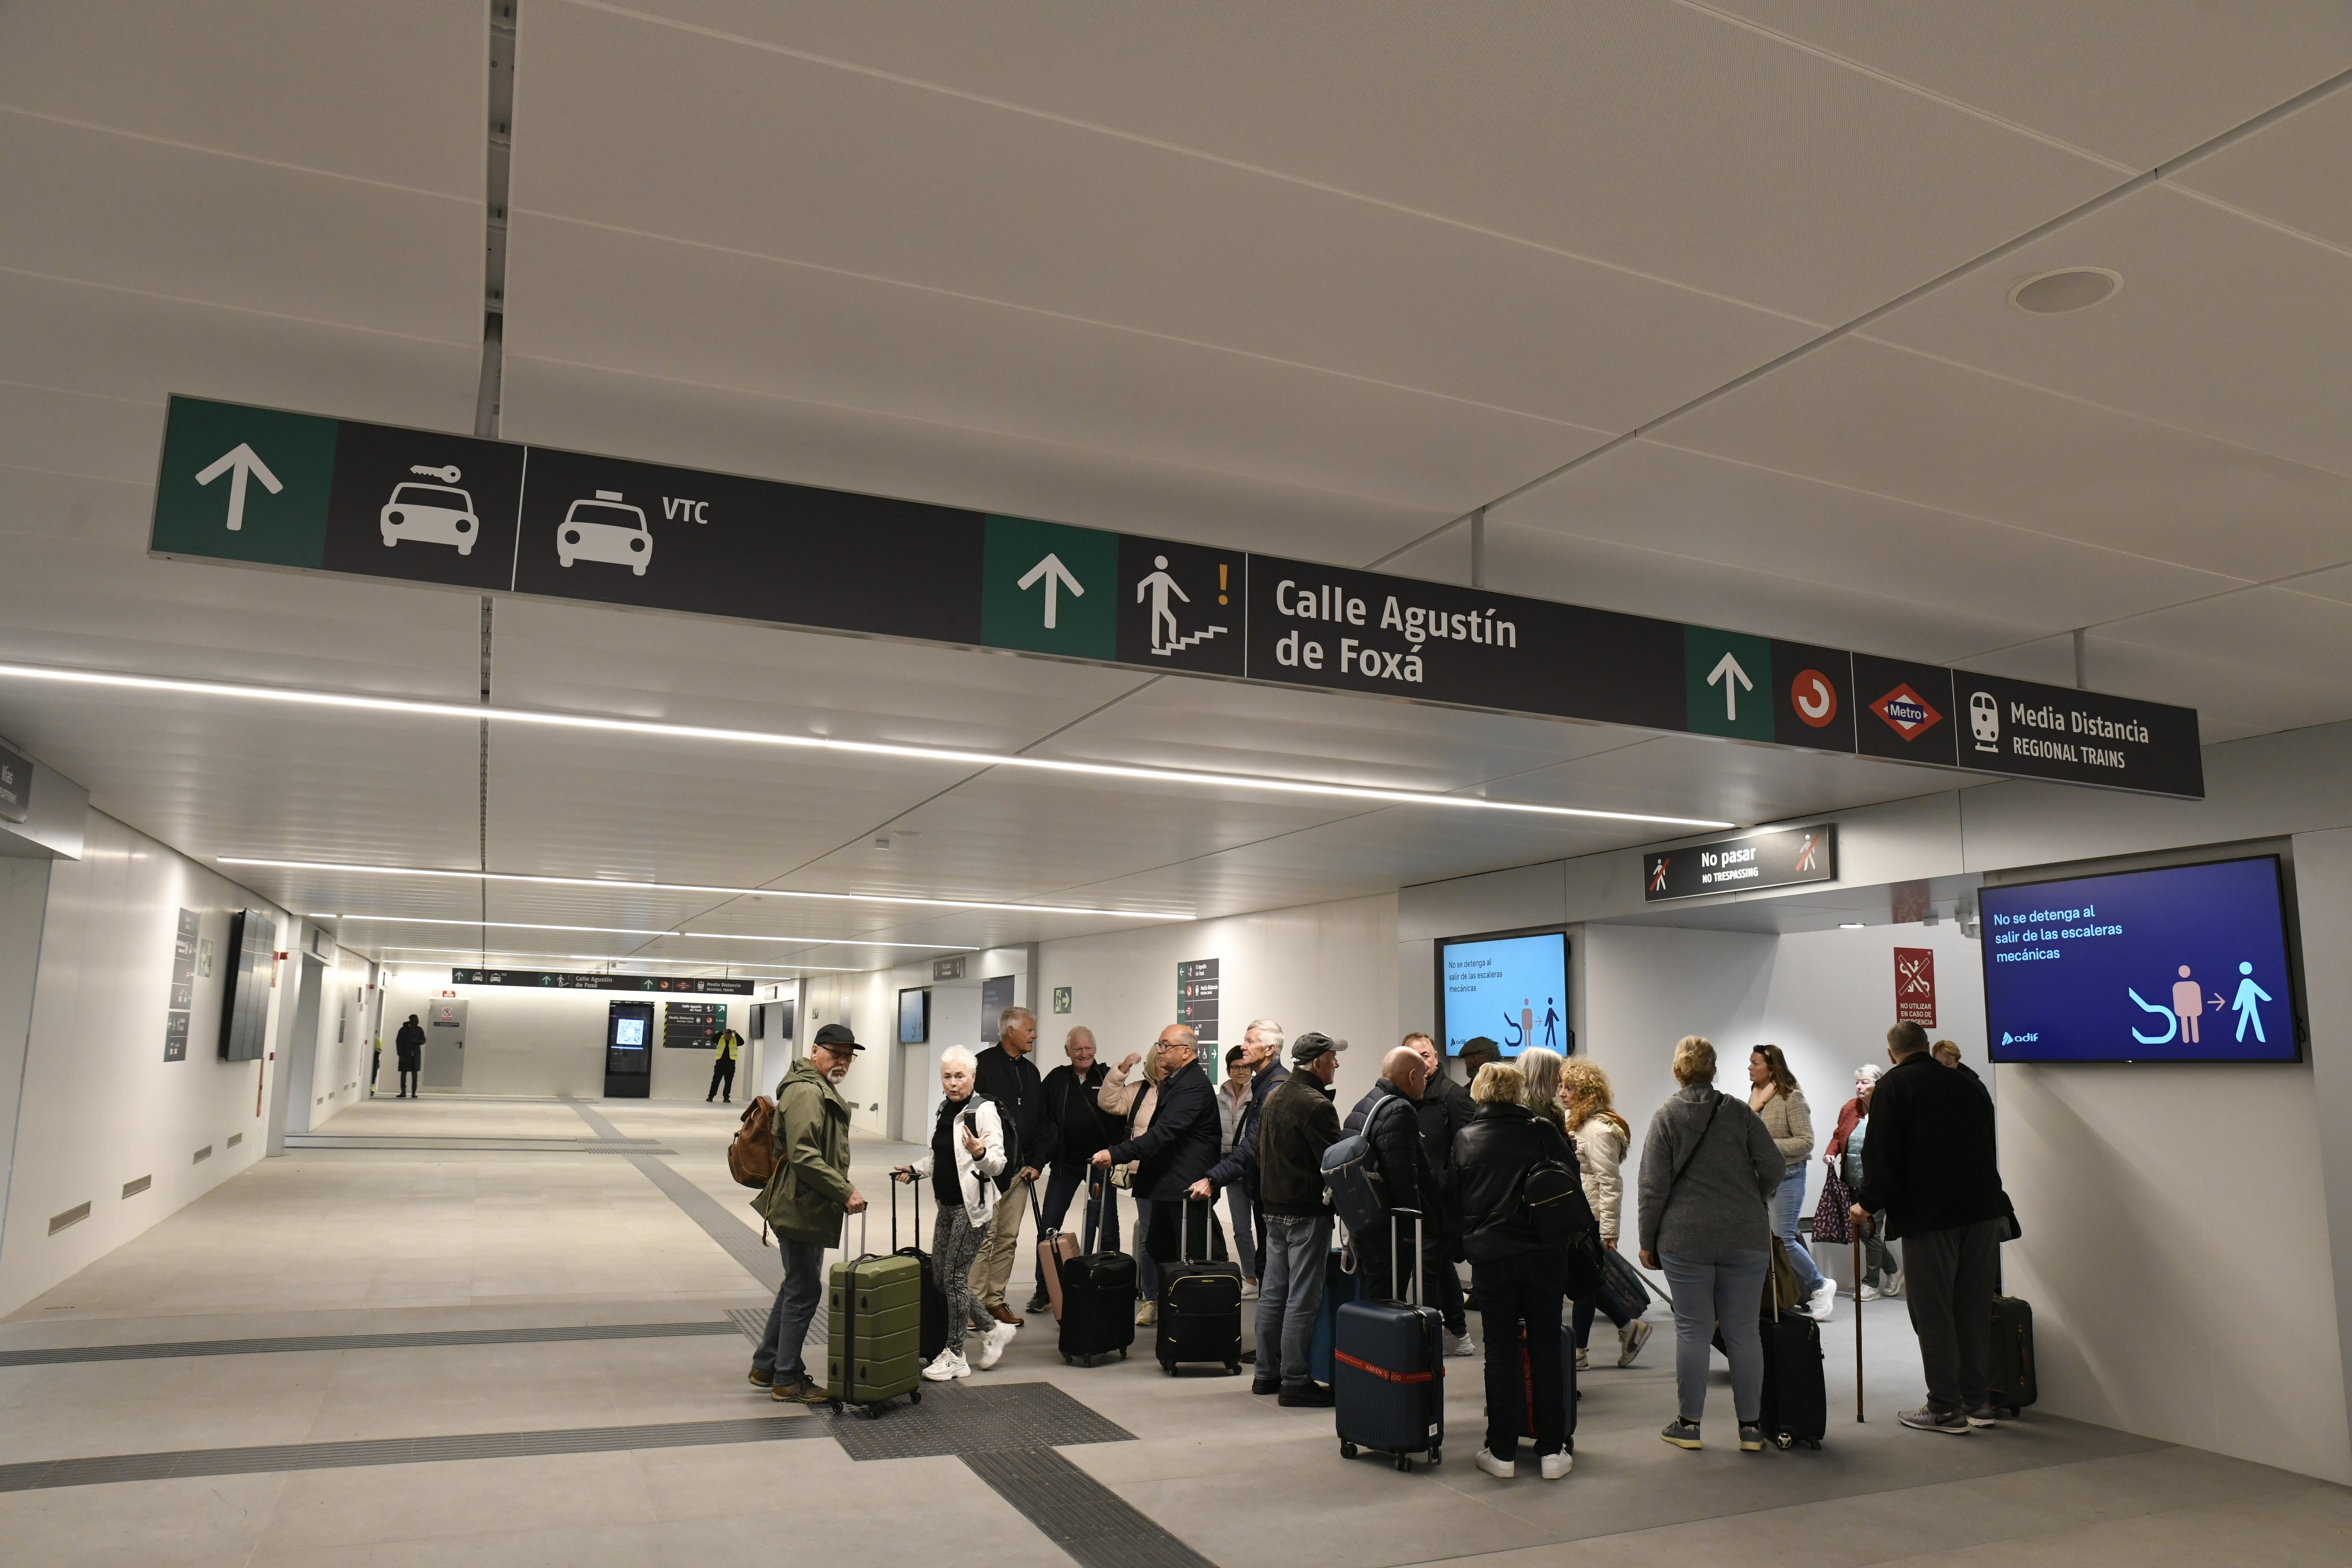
(1494, 436), (2242, 635)
(1490, 732), (1976, 832)
(494, 357), (1447, 568)
(501, 213), (1601, 512)
(0, 1), (485, 196)
(1650, 334), (2352, 580)
(1862, 183), (2352, 477)
(624, 0), (2120, 320)
(0, 111), (479, 343)
(2173, 81), (2352, 251)
(1707, 2), (2352, 170)
(516, 0), (1813, 435)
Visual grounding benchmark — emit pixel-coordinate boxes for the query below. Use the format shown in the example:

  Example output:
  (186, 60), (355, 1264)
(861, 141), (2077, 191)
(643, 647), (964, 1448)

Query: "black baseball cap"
(1290, 1031), (1347, 1065)
(811, 1023), (862, 1052)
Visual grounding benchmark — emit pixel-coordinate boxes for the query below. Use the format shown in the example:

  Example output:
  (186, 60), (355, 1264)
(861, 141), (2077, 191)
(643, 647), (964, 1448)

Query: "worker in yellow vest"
(707, 1024), (744, 1104)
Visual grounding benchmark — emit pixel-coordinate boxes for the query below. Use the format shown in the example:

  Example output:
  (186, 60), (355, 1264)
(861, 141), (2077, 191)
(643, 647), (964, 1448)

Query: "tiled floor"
(2, 1094), (2343, 1566)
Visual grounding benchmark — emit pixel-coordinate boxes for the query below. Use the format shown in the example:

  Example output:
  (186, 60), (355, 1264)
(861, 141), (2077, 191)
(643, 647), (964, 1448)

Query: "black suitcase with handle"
(1988, 1295), (2037, 1416)
(1155, 1196), (1242, 1375)
(890, 1171), (949, 1365)
(1059, 1174), (1137, 1366)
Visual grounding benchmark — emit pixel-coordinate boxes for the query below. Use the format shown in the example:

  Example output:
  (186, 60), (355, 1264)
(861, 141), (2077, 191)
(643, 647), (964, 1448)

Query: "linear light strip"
(375, 945), (864, 973)
(225, 857), (1191, 922)
(314, 913), (972, 950)
(2, 661), (1733, 831)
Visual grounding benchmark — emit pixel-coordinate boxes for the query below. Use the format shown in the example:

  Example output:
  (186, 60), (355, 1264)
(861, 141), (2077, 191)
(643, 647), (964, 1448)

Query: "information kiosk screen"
(1435, 929), (1569, 1059)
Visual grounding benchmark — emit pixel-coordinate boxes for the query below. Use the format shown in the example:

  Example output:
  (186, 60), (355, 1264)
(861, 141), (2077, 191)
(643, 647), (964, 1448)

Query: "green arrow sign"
(979, 515), (1116, 659)
(1683, 625), (1774, 741)
(150, 397), (337, 567)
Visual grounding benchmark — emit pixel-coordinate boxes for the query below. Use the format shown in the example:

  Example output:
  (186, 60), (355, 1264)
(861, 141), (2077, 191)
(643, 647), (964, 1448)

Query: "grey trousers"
(1661, 1246), (1769, 1425)
(1901, 1217), (2003, 1415)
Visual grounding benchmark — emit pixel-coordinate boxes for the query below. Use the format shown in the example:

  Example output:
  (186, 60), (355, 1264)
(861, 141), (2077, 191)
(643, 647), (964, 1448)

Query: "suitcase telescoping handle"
(1180, 1193), (1220, 1266)
(1086, 1169), (1111, 1255)
(1389, 1206), (1425, 1306)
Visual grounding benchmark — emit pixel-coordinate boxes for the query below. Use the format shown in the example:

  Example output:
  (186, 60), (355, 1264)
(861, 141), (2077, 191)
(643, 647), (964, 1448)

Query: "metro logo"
(1870, 683), (1943, 741)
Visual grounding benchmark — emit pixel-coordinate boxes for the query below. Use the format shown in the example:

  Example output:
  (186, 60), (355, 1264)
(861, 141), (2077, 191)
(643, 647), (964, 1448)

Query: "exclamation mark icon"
(1218, 563), (1228, 605)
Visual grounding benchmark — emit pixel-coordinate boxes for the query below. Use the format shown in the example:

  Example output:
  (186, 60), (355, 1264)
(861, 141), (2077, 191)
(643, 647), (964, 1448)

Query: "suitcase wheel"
(1225, 1362), (1241, 1376)
(1340, 1441), (1358, 1459)
(1427, 1446), (1441, 1466)
(909, 1389), (922, 1405)
(829, 1399), (843, 1415)
(1118, 1348), (1127, 1361)
(1395, 1455), (1412, 1473)
(1774, 1432), (1794, 1450)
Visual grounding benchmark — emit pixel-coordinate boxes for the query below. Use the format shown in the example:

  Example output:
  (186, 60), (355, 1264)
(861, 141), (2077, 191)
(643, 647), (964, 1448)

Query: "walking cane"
(1853, 1218), (1866, 1423)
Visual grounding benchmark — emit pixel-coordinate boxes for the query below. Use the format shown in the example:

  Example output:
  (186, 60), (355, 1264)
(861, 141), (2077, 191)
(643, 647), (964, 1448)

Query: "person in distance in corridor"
(1192, 1020), (1288, 1303)
(1553, 1055), (1651, 1370)
(1343, 1046), (1445, 1310)
(706, 1021), (744, 1103)
(1638, 1035), (1783, 1453)
(1749, 1043), (1839, 1322)
(971, 1006), (1058, 1328)
(1031, 1025), (1123, 1309)
(394, 1015), (424, 1099)
(895, 1046), (1008, 1381)
(1250, 1031), (1347, 1404)
(1850, 1021), (2018, 1436)
(748, 1023), (867, 1403)
(1408, 1031), (1481, 1357)
(1092, 1024), (1225, 1280)
(1828, 1064), (1898, 1298)
(1456, 1061), (1584, 1481)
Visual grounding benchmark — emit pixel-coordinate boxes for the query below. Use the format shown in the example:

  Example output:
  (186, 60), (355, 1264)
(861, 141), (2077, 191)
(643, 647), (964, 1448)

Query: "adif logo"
(1870, 683), (1943, 741)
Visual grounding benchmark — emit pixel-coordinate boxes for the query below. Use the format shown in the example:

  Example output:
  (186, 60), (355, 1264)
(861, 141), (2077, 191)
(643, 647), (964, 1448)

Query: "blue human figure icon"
(1542, 998), (1559, 1050)
(2231, 961), (2272, 1043)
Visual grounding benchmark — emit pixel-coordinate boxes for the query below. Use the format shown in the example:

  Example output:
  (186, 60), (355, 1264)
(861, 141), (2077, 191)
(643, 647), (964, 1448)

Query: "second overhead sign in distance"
(148, 394), (2205, 800)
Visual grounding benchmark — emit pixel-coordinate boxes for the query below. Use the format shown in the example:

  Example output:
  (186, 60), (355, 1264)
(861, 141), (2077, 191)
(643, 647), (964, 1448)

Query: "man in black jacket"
(1250, 1032), (1347, 1404)
(1344, 1047), (1445, 1312)
(1850, 1020), (2017, 1436)
(1407, 1031), (1481, 1353)
(971, 1006), (1059, 1326)
(1093, 1024), (1224, 1268)
(1190, 1019), (1290, 1294)
(1028, 1024), (1123, 1312)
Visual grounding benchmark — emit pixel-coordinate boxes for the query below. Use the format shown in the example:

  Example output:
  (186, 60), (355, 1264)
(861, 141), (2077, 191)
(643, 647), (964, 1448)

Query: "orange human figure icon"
(2171, 964), (2203, 1045)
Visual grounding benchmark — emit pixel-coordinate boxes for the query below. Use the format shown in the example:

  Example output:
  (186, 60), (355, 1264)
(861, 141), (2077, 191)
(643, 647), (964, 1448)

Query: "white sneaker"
(1858, 1282), (1882, 1301)
(1807, 1280), (1838, 1322)
(1617, 1317), (1653, 1368)
(1574, 1346), (1591, 1372)
(1444, 1333), (1478, 1359)
(1539, 1451), (1573, 1480)
(1135, 1301), (1157, 1328)
(921, 1350), (968, 1383)
(1474, 1447), (1516, 1479)
(1241, 1279), (1259, 1300)
(975, 1321), (1016, 1370)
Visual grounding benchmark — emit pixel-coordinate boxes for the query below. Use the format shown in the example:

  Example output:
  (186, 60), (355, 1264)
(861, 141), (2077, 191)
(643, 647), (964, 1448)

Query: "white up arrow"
(193, 443), (283, 531)
(1707, 651), (1754, 721)
(1016, 552), (1084, 629)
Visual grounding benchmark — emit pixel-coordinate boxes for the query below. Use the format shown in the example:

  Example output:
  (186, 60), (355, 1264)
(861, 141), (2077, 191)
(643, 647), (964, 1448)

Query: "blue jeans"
(1472, 1248), (1572, 1460)
(1225, 1185), (1258, 1279)
(1661, 1246), (1769, 1425)
(751, 1237), (826, 1386)
(1256, 1213), (1332, 1387)
(1770, 1165), (1826, 1296)
(1040, 1159), (1121, 1256)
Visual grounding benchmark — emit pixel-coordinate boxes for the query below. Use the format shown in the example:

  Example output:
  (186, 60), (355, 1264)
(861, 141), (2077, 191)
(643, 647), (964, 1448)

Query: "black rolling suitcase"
(1756, 1289), (1827, 1449)
(890, 1174), (950, 1366)
(1059, 1174), (1137, 1367)
(1334, 1209), (1444, 1472)
(1156, 1196), (1243, 1375)
(1988, 1295), (2036, 1416)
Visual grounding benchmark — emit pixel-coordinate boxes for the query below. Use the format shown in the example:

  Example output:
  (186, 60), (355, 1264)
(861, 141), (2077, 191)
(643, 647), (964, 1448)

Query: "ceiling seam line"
(1940, 552), (2352, 664)
(0, 102), (490, 205)
(506, 209), (1611, 428)
(0, 376), (162, 408)
(1454, 60), (2352, 522)
(0, 264), (484, 351)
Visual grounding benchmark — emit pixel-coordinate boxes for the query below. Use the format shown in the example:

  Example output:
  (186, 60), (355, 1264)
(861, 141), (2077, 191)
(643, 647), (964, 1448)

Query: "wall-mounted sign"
(149, 395), (2204, 798)
(449, 967), (755, 995)
(1642, 825), (1836, 903)
(1895, 947), (1938, 1027)
(1178, 958), (1220, 1045)
(932, 955), (967, 981)
(164, 907), (199, 1062)
(1052, 986), (1072, 1015)
(662, 1000), (726, 1049)
(0, 740), (32, 824)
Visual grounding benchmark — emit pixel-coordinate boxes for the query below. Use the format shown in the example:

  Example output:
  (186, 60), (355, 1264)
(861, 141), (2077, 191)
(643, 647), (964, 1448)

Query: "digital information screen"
(898, 986), (930, 1044)
(1436, 931), (1569, 1058)
(1983, 856), (2299, 1063)
(613, 1017), (646, 1048)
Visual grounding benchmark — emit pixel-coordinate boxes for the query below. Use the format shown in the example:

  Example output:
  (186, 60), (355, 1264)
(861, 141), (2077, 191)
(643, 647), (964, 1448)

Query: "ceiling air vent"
(2008, 267), (2120, 315)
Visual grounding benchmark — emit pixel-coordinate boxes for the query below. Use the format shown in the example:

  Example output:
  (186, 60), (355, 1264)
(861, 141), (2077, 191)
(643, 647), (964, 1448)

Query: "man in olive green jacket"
(749, 1023), (867, 1402)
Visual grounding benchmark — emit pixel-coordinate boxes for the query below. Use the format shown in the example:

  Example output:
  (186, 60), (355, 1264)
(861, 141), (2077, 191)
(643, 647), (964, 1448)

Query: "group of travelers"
(739, 1004), (2017, 1465)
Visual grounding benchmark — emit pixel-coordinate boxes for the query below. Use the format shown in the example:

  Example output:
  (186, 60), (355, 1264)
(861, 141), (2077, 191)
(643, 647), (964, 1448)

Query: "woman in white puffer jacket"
(894, 1046), (1007, 1381)
(1560, 1057), (1651, 1371)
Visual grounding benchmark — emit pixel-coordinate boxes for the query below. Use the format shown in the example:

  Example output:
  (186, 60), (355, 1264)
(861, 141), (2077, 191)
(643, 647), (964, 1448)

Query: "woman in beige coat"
(1559, 1057), (1651, 1370)
(1748, 1044), (1836, 1320)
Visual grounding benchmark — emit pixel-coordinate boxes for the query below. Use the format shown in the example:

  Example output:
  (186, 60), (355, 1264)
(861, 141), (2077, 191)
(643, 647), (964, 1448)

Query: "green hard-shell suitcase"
(825, 1212), (925, 1414)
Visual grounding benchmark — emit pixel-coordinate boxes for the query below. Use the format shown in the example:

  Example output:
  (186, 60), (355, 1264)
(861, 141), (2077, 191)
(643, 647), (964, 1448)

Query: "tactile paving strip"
(0, 1320), (740, 1367)
(964, 1447), (1215, 1568)
(828, 1380), (1133, 1462)
(0, 1414), (829, 1493)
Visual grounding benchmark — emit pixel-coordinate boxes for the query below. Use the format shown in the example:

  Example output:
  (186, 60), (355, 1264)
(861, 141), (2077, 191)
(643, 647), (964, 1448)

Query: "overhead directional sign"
(449, 968), (755, 995)
(1644, 825), (1838, 902)
(148, 394), (2205, 798)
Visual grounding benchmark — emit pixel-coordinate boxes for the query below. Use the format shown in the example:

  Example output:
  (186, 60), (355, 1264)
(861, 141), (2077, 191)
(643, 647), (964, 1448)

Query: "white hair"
(1856, 1063), (1884, 1084)
(940, 1046), (979, 1075)
(1245, 1019), (1285, 1050)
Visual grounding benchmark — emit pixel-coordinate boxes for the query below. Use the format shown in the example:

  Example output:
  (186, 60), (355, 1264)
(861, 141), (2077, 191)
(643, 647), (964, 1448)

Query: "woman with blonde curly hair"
(1559, 1056), (1650, 1370)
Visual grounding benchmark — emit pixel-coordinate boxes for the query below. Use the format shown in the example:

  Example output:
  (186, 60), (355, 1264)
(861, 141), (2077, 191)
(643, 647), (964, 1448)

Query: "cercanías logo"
(1870, 683), (1943, 741)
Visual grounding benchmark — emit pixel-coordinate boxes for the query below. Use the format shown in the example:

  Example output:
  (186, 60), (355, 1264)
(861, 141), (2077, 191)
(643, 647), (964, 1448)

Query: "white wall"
(373, 976), (756, 1102)
(1038, 893), (1398, 1113)
(286, 947), (376, 1132)
(0, 811), (296, 1317)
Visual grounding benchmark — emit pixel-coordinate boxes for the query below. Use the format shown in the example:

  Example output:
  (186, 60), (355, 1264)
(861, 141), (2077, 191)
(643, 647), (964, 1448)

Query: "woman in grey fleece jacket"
(1637, 1035), (1784, 1451)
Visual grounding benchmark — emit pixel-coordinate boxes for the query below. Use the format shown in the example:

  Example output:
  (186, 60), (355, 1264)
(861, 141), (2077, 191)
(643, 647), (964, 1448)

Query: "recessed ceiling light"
(375, 945), (863, 972)
(1839, 922), (1866, 929)
(223, 857), (1192, 922)
(1, 661), (1735, 832)
(309, 913), (974, 951)
(2008, 267), (2121, 315)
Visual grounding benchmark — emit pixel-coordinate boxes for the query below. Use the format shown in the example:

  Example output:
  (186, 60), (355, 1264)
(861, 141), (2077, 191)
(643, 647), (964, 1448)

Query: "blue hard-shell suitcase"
(1334, 1211), (1444, 1471)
